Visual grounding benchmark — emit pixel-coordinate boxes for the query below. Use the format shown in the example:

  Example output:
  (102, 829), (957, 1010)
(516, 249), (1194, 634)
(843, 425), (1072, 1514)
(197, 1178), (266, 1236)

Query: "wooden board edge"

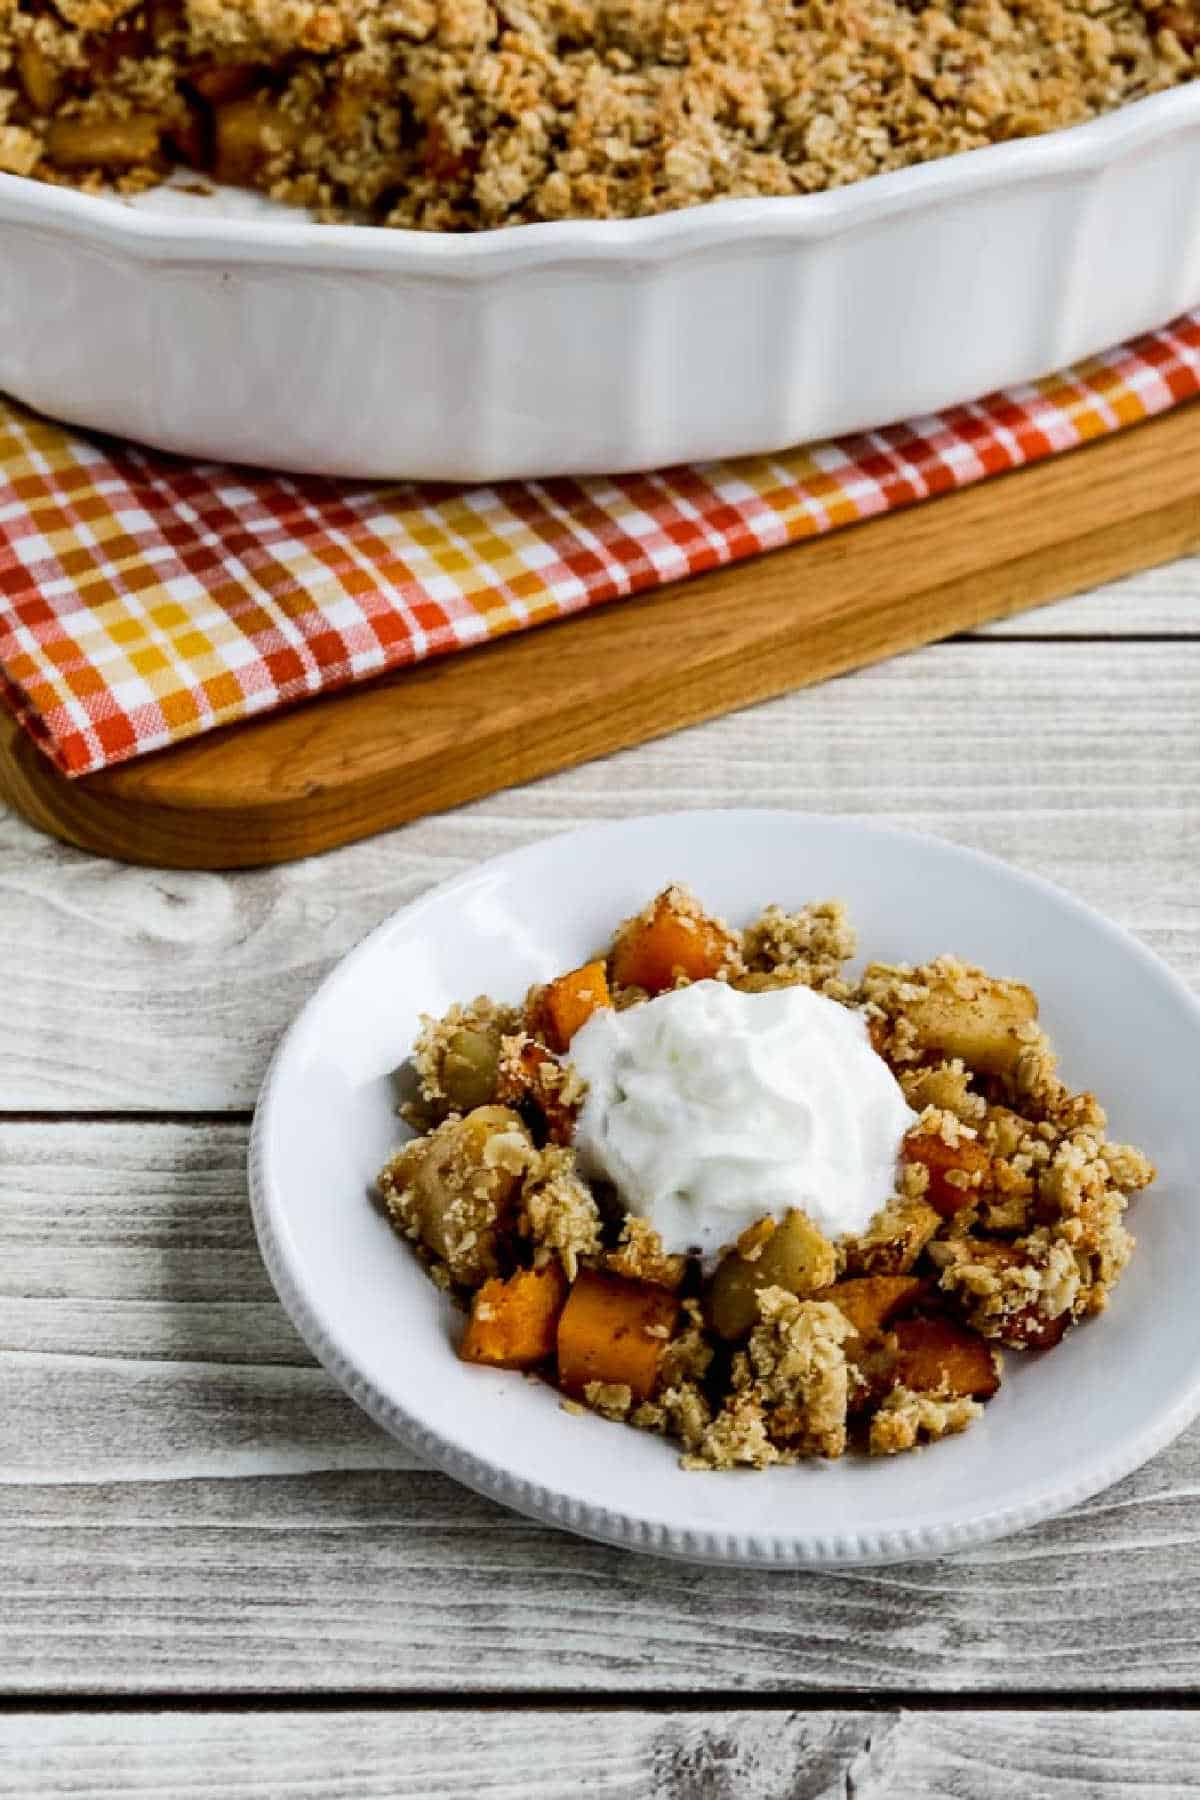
(3, 405), (1199, 870)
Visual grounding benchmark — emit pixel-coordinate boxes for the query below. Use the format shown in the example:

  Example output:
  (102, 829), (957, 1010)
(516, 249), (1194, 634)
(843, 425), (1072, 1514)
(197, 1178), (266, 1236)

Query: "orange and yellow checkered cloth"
(3, 310), (1199, 779)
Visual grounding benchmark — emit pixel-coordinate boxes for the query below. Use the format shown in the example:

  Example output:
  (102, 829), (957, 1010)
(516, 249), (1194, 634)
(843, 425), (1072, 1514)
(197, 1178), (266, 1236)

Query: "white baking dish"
(2, 84), (1200, 481)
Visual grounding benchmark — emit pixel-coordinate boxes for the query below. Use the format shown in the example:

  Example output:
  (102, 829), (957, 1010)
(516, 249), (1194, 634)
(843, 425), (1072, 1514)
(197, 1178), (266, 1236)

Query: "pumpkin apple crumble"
(375, 883), (1156, 1468)
(0, 0), (1195, 228)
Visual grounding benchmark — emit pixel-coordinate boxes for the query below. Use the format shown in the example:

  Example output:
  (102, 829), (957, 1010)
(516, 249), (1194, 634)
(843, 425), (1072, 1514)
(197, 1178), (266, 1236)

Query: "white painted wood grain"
(1, 639), (1197, 1111)
(2, 1420), (1198, 1695)
(1, 1710), (1199, 1797)
(0, 1122), (307, 1364)
(3, 1122), (1200, 1695)
(4, 1455), (1200, 1693)
(1, 589), (1197, 1710)
(978, 556), (1200, 635)
(1, 1352), (417, 1481)
(0, 1711), (872, 1799)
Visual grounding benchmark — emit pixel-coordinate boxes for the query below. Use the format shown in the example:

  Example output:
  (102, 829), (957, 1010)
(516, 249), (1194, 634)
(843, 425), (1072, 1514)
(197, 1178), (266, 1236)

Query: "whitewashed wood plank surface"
(2, 1709), (1198, 1799)
(6, 1456), (1200, 1694)
(1, 638), (1197, 1112)
(0, 1122), (307, 1365)
(977, 557), (1199, 635)
(1, 575), (1197, 1718)
(2, 1118), (1199, 1695)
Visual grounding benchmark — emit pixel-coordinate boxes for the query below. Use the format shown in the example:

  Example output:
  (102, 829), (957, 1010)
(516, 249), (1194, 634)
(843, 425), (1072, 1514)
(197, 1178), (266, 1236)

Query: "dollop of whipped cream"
(570, 979), (917, 1262)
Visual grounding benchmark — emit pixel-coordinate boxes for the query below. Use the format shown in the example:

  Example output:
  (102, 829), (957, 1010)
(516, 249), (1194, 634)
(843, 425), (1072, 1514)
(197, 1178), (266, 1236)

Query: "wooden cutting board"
(3, 402), (1200, 870)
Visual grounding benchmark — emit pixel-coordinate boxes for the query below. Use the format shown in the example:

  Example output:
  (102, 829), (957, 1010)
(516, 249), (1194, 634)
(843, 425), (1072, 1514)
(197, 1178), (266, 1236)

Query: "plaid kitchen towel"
(2, 309), (1199, 779)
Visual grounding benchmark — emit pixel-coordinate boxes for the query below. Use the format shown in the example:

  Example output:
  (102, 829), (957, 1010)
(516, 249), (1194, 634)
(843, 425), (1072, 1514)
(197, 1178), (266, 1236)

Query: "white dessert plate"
(249, 810), (1200, 1566)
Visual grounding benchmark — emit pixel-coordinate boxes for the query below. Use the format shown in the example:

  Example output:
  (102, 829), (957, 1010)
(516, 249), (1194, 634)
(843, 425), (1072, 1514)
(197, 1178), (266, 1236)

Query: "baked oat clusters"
(0, 0), (1196, 228)
(376, 884), (1156, 1469)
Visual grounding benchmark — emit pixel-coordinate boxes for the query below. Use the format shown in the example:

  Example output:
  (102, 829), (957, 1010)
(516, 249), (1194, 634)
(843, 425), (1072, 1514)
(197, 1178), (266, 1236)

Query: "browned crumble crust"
(684, 1289), (854, 1468)
(1, 0), (1195, 227)
(375, 884), (1158, 1471)
(495, 1029), (586, 1143)
(682, 1388), (782, 1470)
(583, 1379), (634, 1420)
(657, 1296), (715, 1385)
(631, 1380), (713, 1451)
(739, 899), (857, 994)
(519, 1143), (603, 1279)
(403, 994), (521, 1128)
(928, 1124), (1151, 1338)
(606, 1215), (688, 1289)
(901, 1058), (987, 1125)
(868, 1385), (982, 1455)
(843, 1193), (941, 1276)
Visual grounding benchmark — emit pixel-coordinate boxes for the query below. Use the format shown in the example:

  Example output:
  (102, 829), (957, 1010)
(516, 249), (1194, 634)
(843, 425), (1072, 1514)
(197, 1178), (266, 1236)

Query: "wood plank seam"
(3, 1692), (1200, 1713)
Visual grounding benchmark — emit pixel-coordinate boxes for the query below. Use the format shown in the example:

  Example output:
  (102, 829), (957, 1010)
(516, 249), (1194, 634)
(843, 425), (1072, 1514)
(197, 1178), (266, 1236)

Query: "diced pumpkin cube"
(1004, 1306), (1070, 1351)
(537, 960), (611, 1053)
(610, 888), (738, 995)
(817, 1275), (926, 1339)
(902, 1128), (991, 1219)
(891, 1315), (1000, 1400)
(459, 1261), (568, 1369)
(556, 1268), (679, 1402)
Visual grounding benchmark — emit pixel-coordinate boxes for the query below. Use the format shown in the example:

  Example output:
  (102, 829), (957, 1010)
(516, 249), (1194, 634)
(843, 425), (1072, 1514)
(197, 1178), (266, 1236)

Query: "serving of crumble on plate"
(1, 0), (1196, 229)
(375, 879), (1155, 1468)
(249, 812), (1200, 1565)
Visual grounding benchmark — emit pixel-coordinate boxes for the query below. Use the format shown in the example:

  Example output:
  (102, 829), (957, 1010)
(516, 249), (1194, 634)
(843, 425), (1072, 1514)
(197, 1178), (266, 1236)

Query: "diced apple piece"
(389, 1105), (530, 1286)
(904, 969), (1038, 1077)
(212, 94), (297, 183)
(18, 42), (63, 114)
(707, 1209), (838, 1341)
(45, 114), (162, 169)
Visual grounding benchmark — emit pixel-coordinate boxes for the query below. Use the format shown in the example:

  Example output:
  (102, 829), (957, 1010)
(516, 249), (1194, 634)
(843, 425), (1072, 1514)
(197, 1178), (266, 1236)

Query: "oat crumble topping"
(3, 0), (1194, 225)
(868, 1385), (983, 1455)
